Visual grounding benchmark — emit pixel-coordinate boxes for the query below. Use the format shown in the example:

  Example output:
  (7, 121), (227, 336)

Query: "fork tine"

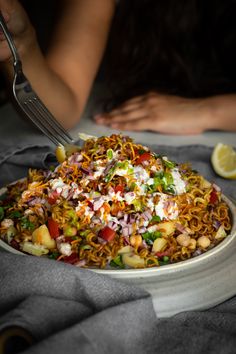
(28, 98), (72, 145)
(31, 97), (74, 144)
(21, 102), (63, 146)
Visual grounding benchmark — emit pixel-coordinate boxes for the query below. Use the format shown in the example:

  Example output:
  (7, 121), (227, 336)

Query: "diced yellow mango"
(122, 253), (145, 268)
(32, 224), (56, 249)
(156, 221), (175, 237)
(118, 245), (134, 254)
(215, 225), (227, 240)
(152, 237), (167, 253)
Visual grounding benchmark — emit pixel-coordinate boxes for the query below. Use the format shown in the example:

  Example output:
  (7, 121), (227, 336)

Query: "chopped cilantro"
(0, 207), (4, 221)
(142, 231), (162, 245)
(80, 230), (91, 237)
(151, 215), (161, 222)
(49, 252), (60, 260)
(20, 217), (35, 230)
(148, 171), (175, 194)
(110, 255), (125, 269)
(104, 164), (117, 182)
(153, 153), (161, 159)
(9, 211), (22, 219)
(107, 149), (114, 160)
(138, 149), (146, 155)
(163, 159), (176, 169)
(80, 244), (92, 250)
(164, 185), (176, 194)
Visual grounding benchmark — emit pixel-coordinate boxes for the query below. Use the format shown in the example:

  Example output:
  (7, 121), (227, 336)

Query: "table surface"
(0, 83), (235, 148)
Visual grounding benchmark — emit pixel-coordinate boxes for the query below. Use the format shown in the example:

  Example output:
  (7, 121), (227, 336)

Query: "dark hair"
(104, 0), (236, 109)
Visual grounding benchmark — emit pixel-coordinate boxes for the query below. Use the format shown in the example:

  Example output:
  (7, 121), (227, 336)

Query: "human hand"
(95, 92), (211, 135)
(0, 0), (34, 63)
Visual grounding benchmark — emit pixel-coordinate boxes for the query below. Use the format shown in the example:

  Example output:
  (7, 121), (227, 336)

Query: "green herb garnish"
(110, 255), (125, 269)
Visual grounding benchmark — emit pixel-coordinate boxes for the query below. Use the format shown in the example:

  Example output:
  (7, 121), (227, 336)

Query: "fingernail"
(111, 124), (118, 128)
(95, 116), (105, 123)
(1, 11), (10, 22)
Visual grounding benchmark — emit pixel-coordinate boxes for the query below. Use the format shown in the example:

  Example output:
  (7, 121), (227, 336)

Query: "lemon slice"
(211, 143), (236, 179)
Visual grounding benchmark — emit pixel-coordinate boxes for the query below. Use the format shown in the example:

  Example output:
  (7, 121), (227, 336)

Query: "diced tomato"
(100, 226), (116, 242)
(114, 185), (124, 194)
(210, 189), (218, 204)
(63, 253), (79, 264)
(136, 152), (151, 165)
(48, 218), (60, 238)
(48, 191), (59, 205)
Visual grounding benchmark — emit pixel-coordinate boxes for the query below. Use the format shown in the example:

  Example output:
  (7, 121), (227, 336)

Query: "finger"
(103, 101), (141, 118)
(108, 116), (152, 131)
(119, 91), (157, 107)
(95, 107), (149, 124)
(119, 95), (146, 107)
(94, 102), (141, 121)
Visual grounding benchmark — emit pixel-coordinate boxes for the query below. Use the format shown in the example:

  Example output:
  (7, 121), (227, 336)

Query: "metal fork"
(0, 12), (74, 146)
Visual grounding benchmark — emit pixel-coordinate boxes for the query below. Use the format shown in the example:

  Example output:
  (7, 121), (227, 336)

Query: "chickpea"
(63, 225), (77, 237)
(188, 238), (197, 250)
(1, 219), (14, 228)
(130, 235), (143, 248)
(176, 233), (191, 247)
(197, 236), (210, 249)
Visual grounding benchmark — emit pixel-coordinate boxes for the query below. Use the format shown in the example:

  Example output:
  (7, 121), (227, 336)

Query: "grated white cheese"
(171, 168), (186, 195)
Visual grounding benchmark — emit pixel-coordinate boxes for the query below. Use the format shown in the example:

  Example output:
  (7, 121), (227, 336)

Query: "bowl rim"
(0, 181), (235, 277)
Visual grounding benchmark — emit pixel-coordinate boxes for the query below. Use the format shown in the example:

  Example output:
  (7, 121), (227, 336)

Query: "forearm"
(1, 0), (116, 130)
(203, 94), (236, 132)
(2, 42), (80, 129)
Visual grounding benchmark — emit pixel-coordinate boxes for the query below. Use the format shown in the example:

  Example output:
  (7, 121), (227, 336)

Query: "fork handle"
(0, 11), (22, 74)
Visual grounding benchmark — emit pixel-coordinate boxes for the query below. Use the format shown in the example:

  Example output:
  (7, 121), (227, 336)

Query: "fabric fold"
(1, 252), (236, 353)
(0, 253), (157, 354)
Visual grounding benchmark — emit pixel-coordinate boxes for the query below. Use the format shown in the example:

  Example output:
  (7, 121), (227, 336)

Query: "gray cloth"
(0, 103), (56, 188)
(1, 252), (236, 354)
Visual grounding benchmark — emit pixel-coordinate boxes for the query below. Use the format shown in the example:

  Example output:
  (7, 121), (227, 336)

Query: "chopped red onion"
(122, 226), (129, 237)
(75, 259), (87, 267)
(212, 183), (221, 192)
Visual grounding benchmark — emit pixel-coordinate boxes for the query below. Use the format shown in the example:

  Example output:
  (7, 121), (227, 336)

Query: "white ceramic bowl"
(0, 183), (235, 317)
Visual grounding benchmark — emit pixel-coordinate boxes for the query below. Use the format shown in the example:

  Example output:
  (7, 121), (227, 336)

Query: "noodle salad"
(0, 134), (232, 269)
